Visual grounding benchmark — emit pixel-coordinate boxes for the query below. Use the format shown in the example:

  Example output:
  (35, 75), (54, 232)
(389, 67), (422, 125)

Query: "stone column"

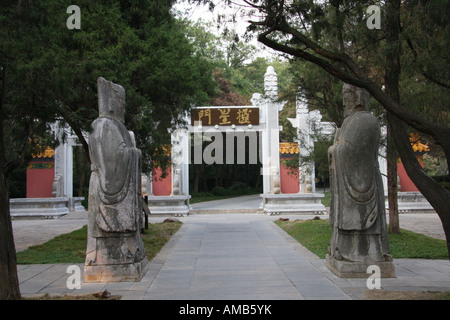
(52, 122), (83, 199)
(171, 124), (189, 196)
(290, 96), (321, 194)
(296, 98), (314, 193)
(263, 66), (284, 194)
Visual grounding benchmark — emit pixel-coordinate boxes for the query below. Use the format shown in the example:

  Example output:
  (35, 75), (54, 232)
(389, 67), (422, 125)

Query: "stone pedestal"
(147, 195), (191, 217)
(261, 193), (326, 215)
(388, 192), (435, 213)
(84, 257), (149, 282)
(326, 254), (395, 278)
(9, 197), (86, 219)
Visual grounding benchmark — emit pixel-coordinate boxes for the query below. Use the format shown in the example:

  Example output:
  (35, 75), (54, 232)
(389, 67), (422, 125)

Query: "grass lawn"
(275, 218), (449, 260)
(16, 221), (182, 264)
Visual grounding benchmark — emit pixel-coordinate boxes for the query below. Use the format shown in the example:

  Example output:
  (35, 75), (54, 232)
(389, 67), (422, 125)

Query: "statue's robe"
(328, 111), (391, 262)
(85, 117), (145, 266)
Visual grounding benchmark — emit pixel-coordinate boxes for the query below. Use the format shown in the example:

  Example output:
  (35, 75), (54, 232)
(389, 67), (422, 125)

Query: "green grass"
(321, 191), (331, 207)
(275, 219), (332, 258)
(275, 218), (449, 260)
(17, 226), (89, 264)
(16, 221), (182, 264)
(142, 220), (182, 260)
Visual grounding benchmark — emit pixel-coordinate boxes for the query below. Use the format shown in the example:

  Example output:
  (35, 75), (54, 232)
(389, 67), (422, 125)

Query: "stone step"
(189, 209), (264, 214)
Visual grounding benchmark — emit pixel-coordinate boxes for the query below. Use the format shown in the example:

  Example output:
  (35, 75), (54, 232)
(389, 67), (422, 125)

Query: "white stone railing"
(10, 197), (85, 219)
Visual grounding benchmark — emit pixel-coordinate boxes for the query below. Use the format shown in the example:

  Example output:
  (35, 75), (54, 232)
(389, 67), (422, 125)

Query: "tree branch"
(404, 33), (450, 89)
(256, 26), (450, 149)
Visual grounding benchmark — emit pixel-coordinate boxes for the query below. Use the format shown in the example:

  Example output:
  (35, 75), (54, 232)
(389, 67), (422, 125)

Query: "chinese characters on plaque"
(191, 107), (259, 126)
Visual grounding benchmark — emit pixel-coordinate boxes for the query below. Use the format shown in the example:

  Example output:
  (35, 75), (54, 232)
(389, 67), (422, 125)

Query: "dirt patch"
(25, 290), (121, 300)
(366, 290), (450, 300)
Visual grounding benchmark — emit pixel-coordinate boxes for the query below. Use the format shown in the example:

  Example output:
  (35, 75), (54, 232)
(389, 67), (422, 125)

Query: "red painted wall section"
(397, 158), (424, 192)
(152, 165), (172, 196)
(280, 160), (299, 194)
(26, 167), (54, 198)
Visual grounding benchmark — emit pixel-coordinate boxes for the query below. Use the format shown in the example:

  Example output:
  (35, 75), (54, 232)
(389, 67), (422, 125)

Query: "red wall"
(26, 167), (54, 198)
(280, 160), (299, 194)
(397, 159), (423, 192)
(152, 166), (172, 196)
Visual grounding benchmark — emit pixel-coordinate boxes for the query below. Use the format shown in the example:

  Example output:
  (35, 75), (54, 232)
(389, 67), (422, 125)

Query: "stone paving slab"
(17, 213), (450, 300)
(12, 195), (450, 301)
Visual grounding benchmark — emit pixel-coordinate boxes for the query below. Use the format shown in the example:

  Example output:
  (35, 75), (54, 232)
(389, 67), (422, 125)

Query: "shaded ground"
(366, 290), (450, 300)
(25, 290), (121, 300)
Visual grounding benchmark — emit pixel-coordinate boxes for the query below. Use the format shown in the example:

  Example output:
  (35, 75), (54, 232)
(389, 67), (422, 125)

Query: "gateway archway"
(145, 66), (327, 216)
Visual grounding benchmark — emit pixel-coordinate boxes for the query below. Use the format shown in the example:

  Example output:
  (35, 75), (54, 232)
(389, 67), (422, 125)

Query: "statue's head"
(97, 77), (126, 122)
(342, 83), (369, 117)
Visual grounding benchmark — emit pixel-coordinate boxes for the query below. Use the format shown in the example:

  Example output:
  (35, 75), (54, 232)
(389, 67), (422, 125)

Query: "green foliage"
(423, 153), (449, 178)
(211, 186), (228, 196)
(289, 60), (344, 126)
(311, 136), (334, 186)
(1, 0), (218, 174)
(210, 182), (256, 196)
(190, 181), (260, 203)
(8, 164), (27, 198)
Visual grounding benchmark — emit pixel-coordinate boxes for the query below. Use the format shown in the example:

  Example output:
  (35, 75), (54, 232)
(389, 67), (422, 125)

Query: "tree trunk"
(385, 0), (401, 234)
(389, 114), (450, 257)
(0, 66), (21, 299)
(214, 163), (220, 186)
(194, 164), (201, 193)
(387, 123), (400, 233)
(78, 149), (89, 197)
(0, 173), (21, 300)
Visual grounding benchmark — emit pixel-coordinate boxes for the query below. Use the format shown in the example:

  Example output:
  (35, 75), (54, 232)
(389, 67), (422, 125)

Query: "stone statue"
(271, 166), (281, 194)
(84, 77), (148, 282)
(326, 83), (394, 278)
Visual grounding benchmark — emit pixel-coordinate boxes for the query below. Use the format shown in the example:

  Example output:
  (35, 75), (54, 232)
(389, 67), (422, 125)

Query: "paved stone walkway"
(11, 195), (450, 300)
(13, 213), (450, 300)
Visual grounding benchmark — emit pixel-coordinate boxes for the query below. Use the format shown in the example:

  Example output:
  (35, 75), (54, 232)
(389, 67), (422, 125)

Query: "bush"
(230, 181), (247, 191)
(211, 186), (229, 196)
(440, 182), (450, 190)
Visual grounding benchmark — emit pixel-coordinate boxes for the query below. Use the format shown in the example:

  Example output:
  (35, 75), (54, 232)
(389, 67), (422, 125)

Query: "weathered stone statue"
(84, 77), (148, 282)
(326, 83), (394, 278)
